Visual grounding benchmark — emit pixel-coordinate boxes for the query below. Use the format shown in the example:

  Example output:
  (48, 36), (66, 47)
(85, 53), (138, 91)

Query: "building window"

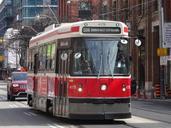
(101, 0), (108, 20)
(51, 0), (57, 5)
(153, 0), (158, 12)
(112, 0), (117, 20)
(27, 0), (36, 5)
(125, 0), (129, 20)
(138, 0), (145, 16)
(36, 0), (43, 5)
(78, 1), (92, 20)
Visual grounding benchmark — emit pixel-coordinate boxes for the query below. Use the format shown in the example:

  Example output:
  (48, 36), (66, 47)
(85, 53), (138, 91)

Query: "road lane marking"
(15, 101), (28, 108)
(28, 112), (37, 116)
(47, 124), (57, 128)
(9, 104), (19, 108)
(24, 111), (37, 117)
(24, 112), (32, 116)
(47, 123), (65, 128)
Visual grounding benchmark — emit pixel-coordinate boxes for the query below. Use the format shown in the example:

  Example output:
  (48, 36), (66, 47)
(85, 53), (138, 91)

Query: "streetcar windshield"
(71, 37), (130, 76)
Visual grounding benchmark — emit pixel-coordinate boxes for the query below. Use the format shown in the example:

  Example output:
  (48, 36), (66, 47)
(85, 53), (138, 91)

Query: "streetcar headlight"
(78, 84), (83, 92)
(101, 84), (107, 91)
(12, 84), (19, 87)
(122, 84), (126, 92)
(78, 87), (83, 92)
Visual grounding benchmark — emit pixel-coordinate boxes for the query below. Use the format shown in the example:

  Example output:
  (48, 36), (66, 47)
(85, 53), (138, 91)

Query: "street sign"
(157, 48), (169, 56)
(160, 56), (167, 65)
(163, 23), (171, 48)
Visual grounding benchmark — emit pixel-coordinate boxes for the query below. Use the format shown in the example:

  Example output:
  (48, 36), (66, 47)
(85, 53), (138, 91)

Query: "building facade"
(58, 0), (171, 98)
(0, 0), (13, 36)
(0, 0), (14, 79)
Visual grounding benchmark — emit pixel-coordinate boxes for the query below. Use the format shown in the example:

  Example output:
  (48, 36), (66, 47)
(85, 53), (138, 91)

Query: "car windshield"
(71, 37), (130, 76)
(11, 72), (27, 81)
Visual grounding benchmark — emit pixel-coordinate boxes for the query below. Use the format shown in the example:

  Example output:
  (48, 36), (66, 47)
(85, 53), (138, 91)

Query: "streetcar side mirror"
(135, 39), (142, 47)
(120, 39), (128, 44)
(8, 77), (12, 81)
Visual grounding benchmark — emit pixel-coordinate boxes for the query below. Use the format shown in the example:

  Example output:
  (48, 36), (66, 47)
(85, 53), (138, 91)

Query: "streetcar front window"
(71, 37), (130, 76)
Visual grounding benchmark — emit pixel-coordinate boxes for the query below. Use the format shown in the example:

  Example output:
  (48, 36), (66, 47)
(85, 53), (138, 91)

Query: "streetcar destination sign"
(82, 27), (121, 34)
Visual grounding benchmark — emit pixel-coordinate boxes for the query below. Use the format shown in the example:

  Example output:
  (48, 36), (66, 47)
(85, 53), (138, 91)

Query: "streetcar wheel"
(28, 99), (33, 107)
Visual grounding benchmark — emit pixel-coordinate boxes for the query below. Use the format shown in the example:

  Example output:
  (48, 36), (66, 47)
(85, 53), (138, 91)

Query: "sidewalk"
(0, 80), (7, 86)
(132, 97), (171, 104)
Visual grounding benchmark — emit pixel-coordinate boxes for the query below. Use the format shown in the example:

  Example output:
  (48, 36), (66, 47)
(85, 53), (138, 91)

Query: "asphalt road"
(0, 80), (171, 128)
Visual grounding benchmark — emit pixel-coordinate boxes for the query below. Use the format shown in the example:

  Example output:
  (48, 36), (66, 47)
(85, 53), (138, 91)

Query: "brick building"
(58, 0), (171, 98)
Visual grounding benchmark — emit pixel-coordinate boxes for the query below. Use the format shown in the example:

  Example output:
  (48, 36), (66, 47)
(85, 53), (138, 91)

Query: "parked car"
(7, 72), (27, 101)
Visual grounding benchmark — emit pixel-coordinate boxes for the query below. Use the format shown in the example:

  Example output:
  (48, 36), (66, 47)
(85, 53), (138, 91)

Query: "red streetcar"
(27, 20), (135, 120)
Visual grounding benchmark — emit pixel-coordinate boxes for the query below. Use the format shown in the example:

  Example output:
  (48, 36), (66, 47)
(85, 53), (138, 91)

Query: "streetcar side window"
(39, 46), (44, 71)
(51, 43), (56, 70)
(46, 44), (52, 70)
(114, 43), (130, 74)
(27, 49), (32, 71)
(43, 45), (47, 70)
(46, 43), (56, 71)
(34, 53), (39, 74)
(30, 48), (37, 71)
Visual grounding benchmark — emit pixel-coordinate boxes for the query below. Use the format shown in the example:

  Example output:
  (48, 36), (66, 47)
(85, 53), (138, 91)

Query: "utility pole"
(158, 0), (165, 98)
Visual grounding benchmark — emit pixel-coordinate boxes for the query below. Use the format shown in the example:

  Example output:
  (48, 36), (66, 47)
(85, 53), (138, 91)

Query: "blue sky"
(0, 0), (2, 4)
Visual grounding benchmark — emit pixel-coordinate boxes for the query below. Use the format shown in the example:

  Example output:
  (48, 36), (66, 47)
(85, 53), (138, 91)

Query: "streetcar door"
(57, 49), (70, 116)
(33, 53), (39, 107)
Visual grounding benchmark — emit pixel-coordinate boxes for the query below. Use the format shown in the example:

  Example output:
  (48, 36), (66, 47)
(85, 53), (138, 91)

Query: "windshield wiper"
(98, 53), (103, 79)
(107, 49), (114, 78)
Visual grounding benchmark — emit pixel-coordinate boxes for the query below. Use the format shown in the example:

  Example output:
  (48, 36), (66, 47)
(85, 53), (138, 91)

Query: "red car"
(7, 72), (27, 101)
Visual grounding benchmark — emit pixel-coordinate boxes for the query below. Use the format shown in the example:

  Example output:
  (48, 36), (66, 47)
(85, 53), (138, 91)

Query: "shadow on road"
(0, 104), (127, 127)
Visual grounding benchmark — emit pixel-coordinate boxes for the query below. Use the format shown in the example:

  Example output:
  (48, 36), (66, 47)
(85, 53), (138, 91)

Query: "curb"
(131, 97), (171, 104)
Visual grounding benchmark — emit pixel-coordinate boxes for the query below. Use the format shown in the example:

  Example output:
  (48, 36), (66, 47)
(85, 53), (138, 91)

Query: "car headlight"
(12, 84), (19, 87)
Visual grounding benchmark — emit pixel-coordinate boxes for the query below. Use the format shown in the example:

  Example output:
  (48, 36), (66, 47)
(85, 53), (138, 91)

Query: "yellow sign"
(157, 48), (169, 56)
(0, 55), (4, 61)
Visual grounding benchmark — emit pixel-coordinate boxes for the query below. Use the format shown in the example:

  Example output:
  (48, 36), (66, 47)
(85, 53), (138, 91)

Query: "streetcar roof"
(29, 20), (128, 48)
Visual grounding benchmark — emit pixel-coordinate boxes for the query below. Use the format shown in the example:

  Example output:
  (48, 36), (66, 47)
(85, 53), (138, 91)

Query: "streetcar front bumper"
(68, 98), (131, 120)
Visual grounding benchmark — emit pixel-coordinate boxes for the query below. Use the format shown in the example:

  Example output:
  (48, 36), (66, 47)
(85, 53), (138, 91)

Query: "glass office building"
(0, 0), (13, 36)
(0, 0), (58, 34)
(16, 0), (58, 26)
(0, 0), (58, 79)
